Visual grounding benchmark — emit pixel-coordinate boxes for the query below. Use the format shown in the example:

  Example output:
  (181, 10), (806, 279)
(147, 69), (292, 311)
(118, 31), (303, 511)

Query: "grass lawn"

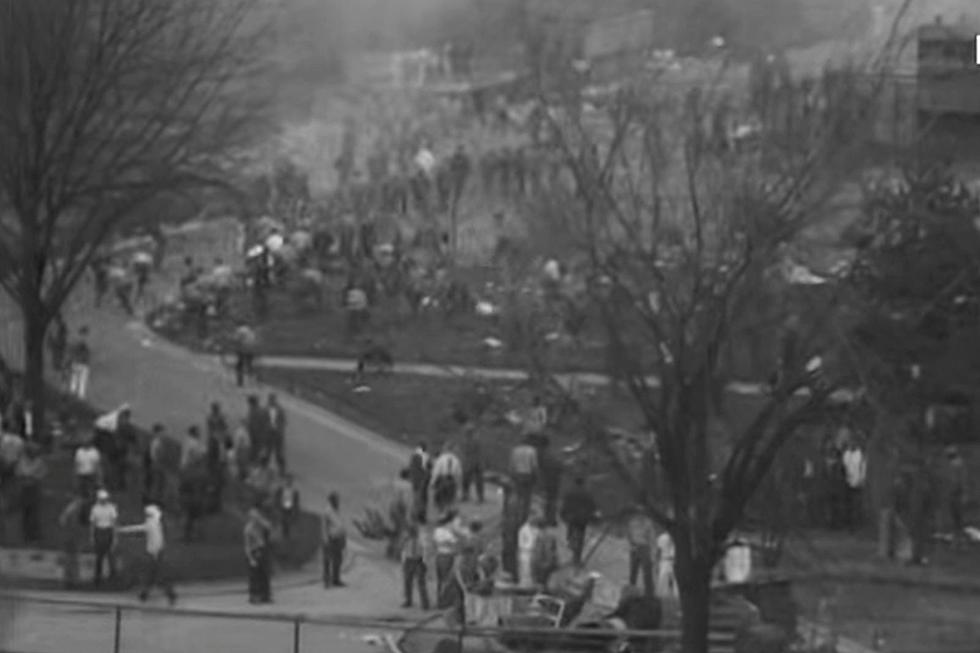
(154, 276), (611, 373)
(254, 366), (823, 516)
(794, 579), (980, 653)
(0, 387), (319, 589)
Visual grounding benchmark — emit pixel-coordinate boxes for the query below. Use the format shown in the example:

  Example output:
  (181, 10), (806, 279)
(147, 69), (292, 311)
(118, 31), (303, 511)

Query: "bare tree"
(520, 43), (909, 651)
(0, 0), (270, 427)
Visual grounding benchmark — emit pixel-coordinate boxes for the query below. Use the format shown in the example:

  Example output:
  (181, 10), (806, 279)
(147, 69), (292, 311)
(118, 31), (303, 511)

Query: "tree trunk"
(22, 300), (49, 440)
(677, 553), (714, 653)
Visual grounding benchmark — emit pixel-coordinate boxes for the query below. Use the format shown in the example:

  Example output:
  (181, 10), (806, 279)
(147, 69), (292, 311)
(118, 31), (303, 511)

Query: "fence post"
(113, 606), (122, 653)
(293, 617), (301, 653)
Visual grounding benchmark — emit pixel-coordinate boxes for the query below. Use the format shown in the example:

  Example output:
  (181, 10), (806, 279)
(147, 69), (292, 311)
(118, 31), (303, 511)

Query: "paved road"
(1, 597), (388, 653)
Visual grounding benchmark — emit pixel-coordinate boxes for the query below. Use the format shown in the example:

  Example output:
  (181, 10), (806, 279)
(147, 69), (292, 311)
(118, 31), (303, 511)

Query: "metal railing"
(0, 591), (733, 653)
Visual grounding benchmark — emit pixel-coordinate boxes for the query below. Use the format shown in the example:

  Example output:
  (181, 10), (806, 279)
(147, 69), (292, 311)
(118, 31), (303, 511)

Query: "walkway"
(254, 355), (856, 401)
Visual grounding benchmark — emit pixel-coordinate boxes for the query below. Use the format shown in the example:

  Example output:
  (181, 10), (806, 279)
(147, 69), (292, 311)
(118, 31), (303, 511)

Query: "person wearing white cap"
(118, 504), (177, 605)
(89, 489), (119, 587)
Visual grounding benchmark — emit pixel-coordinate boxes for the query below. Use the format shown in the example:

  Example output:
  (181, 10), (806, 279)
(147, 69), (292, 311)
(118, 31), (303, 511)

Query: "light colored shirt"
(656, 532), (675, 562)
(321, 505), (346, 541)
(74, 446), (101, 476)
(510, 444), (538, 476)
(415, 148), (436, 176)
(90, 502), (119, 529)
(0, 433), (25, 466)
(843, 448), (867, 488)
(431, 452), (462, 481)
(180, 438), (206, 470)
(433, 524), (459, 555)
(119, 514), (165, 556)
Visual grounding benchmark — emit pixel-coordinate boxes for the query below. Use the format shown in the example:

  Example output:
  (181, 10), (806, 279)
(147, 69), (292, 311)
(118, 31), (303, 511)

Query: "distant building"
(916, 15), (980, 117)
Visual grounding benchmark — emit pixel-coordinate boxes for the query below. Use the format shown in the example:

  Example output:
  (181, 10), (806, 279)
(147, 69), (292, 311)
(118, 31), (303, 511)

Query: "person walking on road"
(400, 518), (432, 610)
(275, 474), (301, 540)
(118, 504), (177, 605)
(89, 489), (119, 587)
(233, 322), (258, 387)
(265, 393), (287, 471)
(245, 508), (273, 604)
(321, 492), (347, 588)
(246, 395), (269, 463)
(460, 423), (485, 504)
(67, 327), (91, 400)
(560, 476), (598, 567)
(59, 495), (87, 589)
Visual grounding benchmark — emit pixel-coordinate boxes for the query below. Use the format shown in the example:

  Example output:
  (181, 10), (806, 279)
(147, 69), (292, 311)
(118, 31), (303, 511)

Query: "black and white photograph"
(0, 0), (978, 651)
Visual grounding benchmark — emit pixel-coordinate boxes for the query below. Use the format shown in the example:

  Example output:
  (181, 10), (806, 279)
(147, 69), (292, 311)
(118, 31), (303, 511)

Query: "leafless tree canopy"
(0, 0), (269, 312)
(524, 50), (905, 649)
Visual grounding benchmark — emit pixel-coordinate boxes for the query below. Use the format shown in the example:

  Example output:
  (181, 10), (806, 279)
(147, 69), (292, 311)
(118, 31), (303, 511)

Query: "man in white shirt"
(430, 444), (462, 515)
(842, 440), (867, 532)
(118, 504), (177, 605)
(89, 489), (119, 586)
(74, 439), (102, 499)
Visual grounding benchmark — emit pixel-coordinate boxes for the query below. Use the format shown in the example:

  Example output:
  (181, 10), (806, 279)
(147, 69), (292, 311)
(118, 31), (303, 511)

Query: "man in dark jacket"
(560, 476), (598, 567)
(407, 441), (432, 522)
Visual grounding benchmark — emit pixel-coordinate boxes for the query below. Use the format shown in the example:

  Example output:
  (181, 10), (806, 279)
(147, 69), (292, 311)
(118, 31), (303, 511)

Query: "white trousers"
(69, 363), (90, 399)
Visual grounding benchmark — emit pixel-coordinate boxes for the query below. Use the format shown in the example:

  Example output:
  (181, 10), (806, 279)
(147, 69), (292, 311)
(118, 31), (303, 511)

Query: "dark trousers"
(93, 528), (116, 585)
(248, 552), (272, 602)
(567, 522), (587, 566)
(433, 476), (457, 513)
(140, 552), (176, 601)
(402, 557), (430, 609)
(270, 434), (285, 471)
(846, 486), (863, 531)
(235, 352), (254, 387)
(322, 538), (345, 586)
(19, 483), (41, 543)
(435, 553), (455, 608)
(513, 474), (535, 523)
(629, 545), (654, 597)
(462, 466), (484, 503)
(412, 483), (429, 522)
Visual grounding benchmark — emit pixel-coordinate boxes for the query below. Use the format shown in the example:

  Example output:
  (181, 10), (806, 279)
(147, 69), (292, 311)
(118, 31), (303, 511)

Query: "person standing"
(842, 439), (867, 531)
(143, 424), (167, 503)
(89, 489), (119, 587)
(233, 322), (258, 387)
(537, 436), (563, 526)
(407, 442), (432, 522)
(246, 395), (268, 463)
(433, 511), (462, 607)
(560, 476), (598, 567)
(508, 437), (538, 522)
(400, 518), (432, 610)
(265, 394), (287, 472)
(58, 496), (87, 589)
(431, 443), (462, 515)
(321, 492), (347, 588)
(517, 515), (543, 588)
(73, 436), (102, 500)
(460, 423), (485, 504)
(654, 530), (677, 600)
(16, 443), (47, 543)
(275, 474), (301, 540)
(627, 507), (656, 598)
(244, 508), (273, 604)
(945, 446), (969, 547)
(118, 504), (177, 605)
(500, 482), (522, 579)
(67, 328), (91, 400)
